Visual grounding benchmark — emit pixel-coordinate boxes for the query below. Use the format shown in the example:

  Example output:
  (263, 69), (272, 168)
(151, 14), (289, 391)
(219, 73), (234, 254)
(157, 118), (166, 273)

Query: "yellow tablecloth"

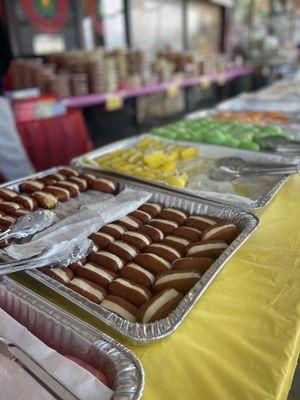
(12, 175), (300, 400)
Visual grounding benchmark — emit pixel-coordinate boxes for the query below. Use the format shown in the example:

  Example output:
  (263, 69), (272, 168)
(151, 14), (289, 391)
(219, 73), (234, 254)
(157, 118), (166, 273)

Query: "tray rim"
(71, 133), (294, 210)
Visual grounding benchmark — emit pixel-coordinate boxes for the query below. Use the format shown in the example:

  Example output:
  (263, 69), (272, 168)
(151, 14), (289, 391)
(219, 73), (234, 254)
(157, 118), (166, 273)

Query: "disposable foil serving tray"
(0, 278), (144, 399)
(71, 134), (298, 210)
(217, 93), (300, 115)
(0, 169), (258, 342)
(2, 172), (259, 343)
(185, 108), (300, 142)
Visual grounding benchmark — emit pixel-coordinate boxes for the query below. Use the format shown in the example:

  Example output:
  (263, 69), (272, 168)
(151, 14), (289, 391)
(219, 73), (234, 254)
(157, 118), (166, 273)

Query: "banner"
(21, 0), (69, 33)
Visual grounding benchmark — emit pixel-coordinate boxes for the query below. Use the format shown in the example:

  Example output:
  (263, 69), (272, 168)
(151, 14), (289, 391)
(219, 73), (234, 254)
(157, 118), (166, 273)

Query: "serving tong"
(0, 210), (56, 243)
(260, 136), (300, 153)
(211, 157), (300, 181)
(0, 237), (93, 276)
(0, 336), (80, 400)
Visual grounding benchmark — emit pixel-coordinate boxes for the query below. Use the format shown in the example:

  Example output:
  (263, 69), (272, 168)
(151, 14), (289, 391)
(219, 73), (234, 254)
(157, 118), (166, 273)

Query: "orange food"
(214, 111), (291, 125)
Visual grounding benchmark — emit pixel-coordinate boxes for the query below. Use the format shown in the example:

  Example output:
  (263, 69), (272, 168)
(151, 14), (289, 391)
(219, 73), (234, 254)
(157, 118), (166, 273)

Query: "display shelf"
(62, 66), (253, 109)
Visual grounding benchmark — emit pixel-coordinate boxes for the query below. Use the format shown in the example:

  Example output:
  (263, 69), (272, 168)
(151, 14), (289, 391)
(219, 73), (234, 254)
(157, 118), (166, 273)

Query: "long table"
(10, 173), (300, 400)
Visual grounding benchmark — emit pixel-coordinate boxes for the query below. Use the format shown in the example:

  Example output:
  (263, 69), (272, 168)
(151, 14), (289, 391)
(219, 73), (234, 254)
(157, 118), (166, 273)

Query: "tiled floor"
(288, 361), (300, 400)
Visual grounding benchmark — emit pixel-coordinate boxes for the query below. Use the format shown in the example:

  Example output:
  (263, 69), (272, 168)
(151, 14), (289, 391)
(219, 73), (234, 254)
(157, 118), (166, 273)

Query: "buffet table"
(10, 173), (300, 400)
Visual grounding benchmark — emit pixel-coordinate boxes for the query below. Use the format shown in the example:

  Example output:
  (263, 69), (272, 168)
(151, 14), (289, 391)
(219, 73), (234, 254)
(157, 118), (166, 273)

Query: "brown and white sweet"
(88, 251), (124, 273)
(138, 202), (162, 216)
(68, 177), (88, 192)
(76, 263), (116, 287)
(56, 181), (80, 197)
(159, 208), (187, 224)
(120, 263), (155, 287)
(37, 176), (57, 186)
(46, 173), (66, 182)
(10, 209), (30, 217)
(0, 201), (20, 214)
(107, 241), (138, 262)
(201, 222), (238, 242)
(45, 186), (70, 202)
(121, 231), (151, 250)
(31, 191), (58, 209)
(59, 167), (79, 178)
(136, 288), (183, 324)
(101, 295), (137, 322)
(117, 216), (141, 230)
(148, 218), (178, 234)
(91, 178), (117, 193)
(187, 239), (228, 258)
(154, 269), (201, 293)
(42, 267), (74, 285)
(138, 224), (164, 242)
(20, 180), (45, 194)
(145, 243), (181, 262)
(89, 232), (114, 250)
(69, 258), (87, 272)
(90, 243), (99, 254)
(0, 188), (18, 201)
(129, 210), (151, 224)
(14, 195), (37, 211)
(0, 239), (10, 248)
(185, 215), (217, 230)
(135, 253), (171, 274)
(108, 278), (151, 307)
(0, 215), (16, 227)
(172, 257), (214, 274)
(100, 223), (126, 239)
(67, 277), (106, 303)
(172, 226), (202, 242)
(162, 235), (191, 253)
(80, 173), (96, 187)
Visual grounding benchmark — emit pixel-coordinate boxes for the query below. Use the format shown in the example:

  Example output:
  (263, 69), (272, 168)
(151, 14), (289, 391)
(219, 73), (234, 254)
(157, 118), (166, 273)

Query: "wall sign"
(21, 0), (69, 33)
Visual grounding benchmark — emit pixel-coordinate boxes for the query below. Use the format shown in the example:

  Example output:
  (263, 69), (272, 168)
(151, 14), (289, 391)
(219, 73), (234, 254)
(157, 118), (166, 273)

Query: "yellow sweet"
(144, 151), (165, 167)
(165, 151), (179, 162)
(139, 137), (155, 148)
(128, 152), (143, 163)
(165, 176), (187, 188)
(161, 161), (177, 173)
(180, 147), (198, 159)
(113, 149), (125, 157)
(180, 172), (189, 183)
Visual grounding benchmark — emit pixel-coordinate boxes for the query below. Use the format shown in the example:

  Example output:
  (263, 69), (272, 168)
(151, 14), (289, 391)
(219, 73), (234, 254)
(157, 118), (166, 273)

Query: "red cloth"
(16, 109), (93, 171)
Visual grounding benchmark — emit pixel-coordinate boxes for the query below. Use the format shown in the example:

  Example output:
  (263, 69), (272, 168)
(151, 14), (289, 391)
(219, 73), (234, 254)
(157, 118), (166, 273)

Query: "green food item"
(151, 116), (295, 153)
(239, 140), (260, 151)
(190, 131), (204, 141)
(223, 137), (240, 147)
(203, 130), (226, 145)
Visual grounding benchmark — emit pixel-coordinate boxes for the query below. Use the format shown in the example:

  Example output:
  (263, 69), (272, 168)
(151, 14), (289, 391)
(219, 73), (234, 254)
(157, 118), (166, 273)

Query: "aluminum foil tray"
(217, 94), (300, 114)
(71, 134), (297, 210)
(19, 174), (259, 343)
(0, 278), (144, 399)
(185, 109), (300, 143)
(0, 169), (258, 343)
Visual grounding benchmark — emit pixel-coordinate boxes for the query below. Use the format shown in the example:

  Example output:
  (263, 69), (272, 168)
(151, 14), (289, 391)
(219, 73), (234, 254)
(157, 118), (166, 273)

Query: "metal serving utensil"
(260, 136), (300, 153)
(211, 157), (300, 181)
(0, 210), (56, 243)
(0, 237), (93, 276)
(0, 336), (80, 400)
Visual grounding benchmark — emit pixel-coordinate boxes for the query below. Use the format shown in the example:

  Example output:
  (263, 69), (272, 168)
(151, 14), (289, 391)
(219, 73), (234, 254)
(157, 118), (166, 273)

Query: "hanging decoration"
(86, 0), (104, 36)
(21, 0), (69, 33)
